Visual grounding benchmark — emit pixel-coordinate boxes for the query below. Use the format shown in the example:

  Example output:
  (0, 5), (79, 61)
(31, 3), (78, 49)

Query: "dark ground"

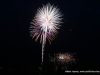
(0, 62), (100, 74)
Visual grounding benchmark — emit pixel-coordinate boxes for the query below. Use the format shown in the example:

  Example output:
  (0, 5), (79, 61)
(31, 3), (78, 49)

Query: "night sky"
(1, 0), (100, 67)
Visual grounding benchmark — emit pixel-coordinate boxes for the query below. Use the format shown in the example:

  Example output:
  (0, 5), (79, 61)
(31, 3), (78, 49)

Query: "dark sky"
(1, 0), (100, 66)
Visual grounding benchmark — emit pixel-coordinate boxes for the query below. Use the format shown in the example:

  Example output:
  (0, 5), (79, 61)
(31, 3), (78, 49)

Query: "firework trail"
(29, 3), (63, 64)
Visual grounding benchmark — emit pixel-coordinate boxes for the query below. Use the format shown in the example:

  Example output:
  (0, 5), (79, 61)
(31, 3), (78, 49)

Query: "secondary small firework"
(49, 52), (76, 65)
(56, 53), (76, 64)
(29, 3), (63, 64)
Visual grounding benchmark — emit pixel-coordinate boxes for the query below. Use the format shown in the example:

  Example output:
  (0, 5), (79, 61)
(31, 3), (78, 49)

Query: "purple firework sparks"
(29, 3), (63, 64)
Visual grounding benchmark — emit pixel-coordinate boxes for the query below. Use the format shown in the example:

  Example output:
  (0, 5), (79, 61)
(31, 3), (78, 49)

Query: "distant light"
(59, 56), (64, 59)
(38, 67), (42, 70)
(70, 29), (72, 31)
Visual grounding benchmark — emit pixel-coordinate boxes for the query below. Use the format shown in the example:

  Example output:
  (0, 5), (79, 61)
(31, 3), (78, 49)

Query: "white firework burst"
(30, 3), (63, 44)
(29, 3), (63, 64)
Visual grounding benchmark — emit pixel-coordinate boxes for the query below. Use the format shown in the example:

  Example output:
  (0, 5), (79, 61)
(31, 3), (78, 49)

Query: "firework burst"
(49, 52), (76, 65)
(56, 53), (76, 64)
(29, 3), (63, 64)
